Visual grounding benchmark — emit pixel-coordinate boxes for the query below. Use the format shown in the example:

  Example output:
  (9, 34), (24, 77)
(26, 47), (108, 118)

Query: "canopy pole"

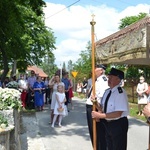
(90, 14), (96, 150)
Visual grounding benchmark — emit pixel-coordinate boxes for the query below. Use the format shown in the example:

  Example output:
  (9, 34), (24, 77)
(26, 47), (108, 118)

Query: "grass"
(21, 108), (36, 116)
(129, 103), (147, 122)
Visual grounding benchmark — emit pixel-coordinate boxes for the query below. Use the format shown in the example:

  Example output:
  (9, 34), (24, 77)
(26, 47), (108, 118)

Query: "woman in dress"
(136, 76), (148, 115)
(51, 84), (66, 128)
(76, 80), (82, 96)
(68, 78), (74, 109)
(49, 74), (64, 124)
(33, 76), (45, 111)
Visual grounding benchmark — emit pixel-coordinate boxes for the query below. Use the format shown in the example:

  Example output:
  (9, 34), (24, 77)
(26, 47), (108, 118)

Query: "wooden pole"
(148, 125), (150, 150)
(90, 14), (96, 150)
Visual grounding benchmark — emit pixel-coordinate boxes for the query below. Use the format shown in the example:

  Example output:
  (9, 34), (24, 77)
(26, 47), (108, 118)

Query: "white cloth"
(137, 82), (148, 104)
(101, 85), (129, 119)
(50, 82), (64, 109)
(86, 75), (109, 105)
(53, 92), (66, 116)
(18, 79), (28, 90)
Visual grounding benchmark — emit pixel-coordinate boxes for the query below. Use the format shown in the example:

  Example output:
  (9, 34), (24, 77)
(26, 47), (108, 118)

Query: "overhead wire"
(46, 0), (80, 19)
(45, 0), (150, 20)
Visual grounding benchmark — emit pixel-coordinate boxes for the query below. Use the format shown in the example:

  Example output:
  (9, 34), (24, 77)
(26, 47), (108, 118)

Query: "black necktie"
(104, 90), (112, 113)
(87, 79), (97, 98)
(88, 86), (92, 98)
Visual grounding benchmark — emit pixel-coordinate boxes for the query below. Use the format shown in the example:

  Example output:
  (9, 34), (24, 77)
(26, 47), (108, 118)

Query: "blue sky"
(43, 0), (150, 67)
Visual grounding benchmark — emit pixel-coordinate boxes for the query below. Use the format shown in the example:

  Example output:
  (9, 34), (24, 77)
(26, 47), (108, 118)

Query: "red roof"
(27, 66), (48, 77)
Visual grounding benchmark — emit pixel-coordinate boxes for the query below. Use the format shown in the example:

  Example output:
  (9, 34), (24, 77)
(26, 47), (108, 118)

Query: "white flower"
(0, 88), (22, 110)
(0, 123), (6, 129)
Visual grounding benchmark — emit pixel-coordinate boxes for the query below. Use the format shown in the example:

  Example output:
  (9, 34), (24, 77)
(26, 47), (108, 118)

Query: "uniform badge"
(118, 87), (123, 93)
(102, 76), (107, 81)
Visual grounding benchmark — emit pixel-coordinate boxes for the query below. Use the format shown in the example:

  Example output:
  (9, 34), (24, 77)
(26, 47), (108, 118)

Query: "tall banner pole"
(90, 14), (96, 150)
(148, 125), (150, 150)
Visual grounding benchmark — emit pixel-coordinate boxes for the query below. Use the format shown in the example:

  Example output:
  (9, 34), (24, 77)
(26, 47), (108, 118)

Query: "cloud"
(44, 3), (150, 66)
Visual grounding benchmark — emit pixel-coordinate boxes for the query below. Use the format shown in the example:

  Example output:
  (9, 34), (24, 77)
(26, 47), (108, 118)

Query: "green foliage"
(126, 66), (139, 78)
(41, 55), (58, 77)
(73, 41), (92, 80)
(0, 113), (8, 127)
(62, 62), (66, 71)
(0, 0), (56, 81)
(119, 12), (147, 29)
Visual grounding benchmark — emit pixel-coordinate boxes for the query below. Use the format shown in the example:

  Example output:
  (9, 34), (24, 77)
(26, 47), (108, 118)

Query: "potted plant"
(0, 87), (22, 149)
(0, 87), (22, 110)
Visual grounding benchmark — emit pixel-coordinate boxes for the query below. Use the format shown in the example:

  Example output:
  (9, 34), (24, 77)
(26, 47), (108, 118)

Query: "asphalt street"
(21, 97), (150, 150)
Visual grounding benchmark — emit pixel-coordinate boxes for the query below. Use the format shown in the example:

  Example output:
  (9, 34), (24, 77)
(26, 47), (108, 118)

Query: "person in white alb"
(92, 67), (129, 150)
(136, 76), (148, 116)
(86, 64), (109, 150)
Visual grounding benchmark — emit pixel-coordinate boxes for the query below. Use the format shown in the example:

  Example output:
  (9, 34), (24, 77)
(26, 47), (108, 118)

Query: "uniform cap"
(108, 68), (124, 80)
(96, 64), (106, 70)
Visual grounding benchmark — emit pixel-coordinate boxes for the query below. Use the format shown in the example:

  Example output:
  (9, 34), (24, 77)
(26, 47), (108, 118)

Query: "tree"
(73, 41), (92, 80)
(62, 62), (66, 71)
(40, 53), (58, 77)
(119, 12), (147, 29)
(0, 0), (56, 82)
(67, 60), (73, 76)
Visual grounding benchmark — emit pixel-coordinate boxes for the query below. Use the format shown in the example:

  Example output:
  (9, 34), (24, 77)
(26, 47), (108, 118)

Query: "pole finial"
(90, 14), (96, 26)
(91, 14), (95, 21)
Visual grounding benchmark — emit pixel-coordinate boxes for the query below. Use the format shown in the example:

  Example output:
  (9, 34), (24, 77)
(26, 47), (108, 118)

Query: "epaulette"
(102, 76), (107, 81)
(118, 87), (123, 93)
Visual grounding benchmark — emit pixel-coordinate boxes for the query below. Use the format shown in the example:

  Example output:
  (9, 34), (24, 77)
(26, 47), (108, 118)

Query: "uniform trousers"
(101, 117), (128, 150)
(86, 104), (106, 150)
(65, 91), (69, 106)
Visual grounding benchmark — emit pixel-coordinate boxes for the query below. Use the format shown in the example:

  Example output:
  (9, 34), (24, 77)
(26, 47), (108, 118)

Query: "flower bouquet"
(0, 87), (22, 110)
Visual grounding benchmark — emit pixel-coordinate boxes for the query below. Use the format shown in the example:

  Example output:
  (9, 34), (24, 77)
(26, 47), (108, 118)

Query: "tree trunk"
(0, 47), (9, 83)
(11, 60), (17, 77)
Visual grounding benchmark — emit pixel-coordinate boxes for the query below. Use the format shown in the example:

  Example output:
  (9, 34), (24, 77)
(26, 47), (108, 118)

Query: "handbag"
(57, 107), (64, 112)
(64, 105), (68, 116)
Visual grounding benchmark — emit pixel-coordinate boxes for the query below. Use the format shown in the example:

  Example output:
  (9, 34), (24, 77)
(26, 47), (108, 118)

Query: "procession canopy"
(95, 15), (150, 65)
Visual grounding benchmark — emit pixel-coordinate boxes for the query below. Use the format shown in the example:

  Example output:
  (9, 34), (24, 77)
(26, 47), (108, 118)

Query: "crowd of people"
(0, 70), (51, 110)
(2, 65), (150, 149)
(0, 70), (74, 128)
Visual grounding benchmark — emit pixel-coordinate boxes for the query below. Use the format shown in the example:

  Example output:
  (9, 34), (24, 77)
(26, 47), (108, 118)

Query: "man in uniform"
(86, 64), (109, 150)
(92, 67), (129, 150)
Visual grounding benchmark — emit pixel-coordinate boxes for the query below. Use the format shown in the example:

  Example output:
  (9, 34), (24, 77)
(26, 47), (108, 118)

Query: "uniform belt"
(86, 104), (92, 108)
(105, 117), (127, 123)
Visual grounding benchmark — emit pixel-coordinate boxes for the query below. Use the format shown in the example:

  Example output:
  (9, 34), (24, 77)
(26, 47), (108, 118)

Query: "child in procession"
(51, 85), (66, 128)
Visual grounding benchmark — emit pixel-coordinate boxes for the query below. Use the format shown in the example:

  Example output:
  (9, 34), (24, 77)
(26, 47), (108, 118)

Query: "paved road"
(21, 97), (150, 150)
